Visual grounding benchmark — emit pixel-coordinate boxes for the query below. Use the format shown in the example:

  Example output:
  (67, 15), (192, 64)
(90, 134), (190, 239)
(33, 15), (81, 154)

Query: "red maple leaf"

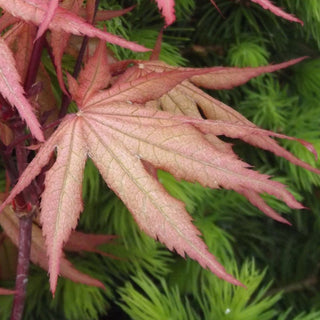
(0, 39), (318, 295)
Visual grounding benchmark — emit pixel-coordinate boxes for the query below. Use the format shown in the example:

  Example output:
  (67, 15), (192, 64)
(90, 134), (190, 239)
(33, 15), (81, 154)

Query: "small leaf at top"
(50, 0), (85, 94)
(155, 0), (176, 27)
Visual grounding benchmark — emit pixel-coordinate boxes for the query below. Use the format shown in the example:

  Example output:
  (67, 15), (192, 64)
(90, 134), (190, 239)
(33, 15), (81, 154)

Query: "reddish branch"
(10, 215), (33, 320)
(9, 32), (46, 320)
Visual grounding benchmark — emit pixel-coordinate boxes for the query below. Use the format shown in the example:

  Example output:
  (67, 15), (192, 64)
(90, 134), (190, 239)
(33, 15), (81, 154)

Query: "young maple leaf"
(0, 37), (44, 141)
(49, 1), (136, 93)
(0, 44), (319, 295)
(49, 0), (86, 94)
(0, 51), (247, 293)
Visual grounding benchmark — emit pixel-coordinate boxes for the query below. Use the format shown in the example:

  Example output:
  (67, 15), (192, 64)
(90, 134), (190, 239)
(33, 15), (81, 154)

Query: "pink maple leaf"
(0, 43), (318, 295)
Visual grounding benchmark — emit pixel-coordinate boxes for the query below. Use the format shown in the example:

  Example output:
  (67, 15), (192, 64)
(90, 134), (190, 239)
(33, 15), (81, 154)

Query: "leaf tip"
(297, 138), (319, 161)
(225, 274), (246, 287)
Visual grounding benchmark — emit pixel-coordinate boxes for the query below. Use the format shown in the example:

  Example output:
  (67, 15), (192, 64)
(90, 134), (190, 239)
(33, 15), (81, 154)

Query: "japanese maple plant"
(0, 0), (319, 319)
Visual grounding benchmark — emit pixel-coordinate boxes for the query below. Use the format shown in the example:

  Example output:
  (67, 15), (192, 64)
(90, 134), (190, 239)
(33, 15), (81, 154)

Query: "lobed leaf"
(0, 46), (318, 295)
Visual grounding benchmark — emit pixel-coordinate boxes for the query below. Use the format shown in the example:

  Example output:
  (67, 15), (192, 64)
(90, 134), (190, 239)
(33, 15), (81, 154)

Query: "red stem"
(24, 35), (46, 94)
(10, 31), (46, 320)
(10, 216), (33, 320)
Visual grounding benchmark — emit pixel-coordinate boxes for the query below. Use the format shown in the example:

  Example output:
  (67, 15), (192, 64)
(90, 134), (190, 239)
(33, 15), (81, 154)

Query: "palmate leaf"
(0, 101), (314, 294)
(0, 48), (319, 295)
(0, 108), (244, 294)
